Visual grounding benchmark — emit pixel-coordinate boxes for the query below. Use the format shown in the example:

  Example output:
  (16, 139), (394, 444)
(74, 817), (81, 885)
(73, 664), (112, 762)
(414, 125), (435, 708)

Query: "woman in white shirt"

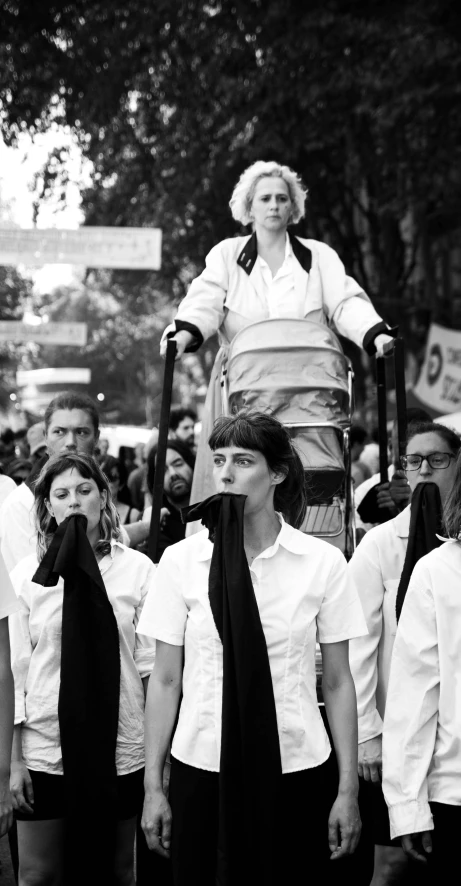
(0, 550), (20, 838)
(382, 448), (461, 878)
(138, 412), (367, 886)
(8, 453), (156, 886)
(349, 421), (460, 884)
(161, 160), (395, 506)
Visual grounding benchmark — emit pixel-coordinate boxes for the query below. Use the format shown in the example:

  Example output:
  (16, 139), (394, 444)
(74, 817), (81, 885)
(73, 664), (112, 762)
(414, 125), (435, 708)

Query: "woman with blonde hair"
(8, 452), (156, 886)
(160, 159), (395, 506)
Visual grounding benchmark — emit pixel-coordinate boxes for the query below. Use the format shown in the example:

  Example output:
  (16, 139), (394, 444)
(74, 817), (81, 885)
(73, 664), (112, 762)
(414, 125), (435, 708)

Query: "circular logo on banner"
(427, 344), (443, 386)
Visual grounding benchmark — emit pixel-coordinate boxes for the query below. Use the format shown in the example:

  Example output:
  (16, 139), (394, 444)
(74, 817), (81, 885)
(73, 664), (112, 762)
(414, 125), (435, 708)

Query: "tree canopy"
(1, 0), (460, 420)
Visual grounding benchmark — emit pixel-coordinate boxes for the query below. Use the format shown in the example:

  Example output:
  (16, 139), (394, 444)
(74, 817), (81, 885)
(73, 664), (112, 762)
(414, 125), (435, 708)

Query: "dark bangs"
(209, 414), (271, 457)
(208, 413), (307, 529)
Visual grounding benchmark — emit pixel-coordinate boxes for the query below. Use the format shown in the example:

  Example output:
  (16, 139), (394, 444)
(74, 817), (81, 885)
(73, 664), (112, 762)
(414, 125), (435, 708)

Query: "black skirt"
(168, 755), (339, 886)
(14, 767), (144, 822)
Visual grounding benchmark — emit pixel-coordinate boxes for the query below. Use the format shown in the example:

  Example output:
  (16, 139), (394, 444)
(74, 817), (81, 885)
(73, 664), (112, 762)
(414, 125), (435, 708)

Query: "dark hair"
(34, 452), (121, 560)
(146, 439), (196, 496)
(44, 392), (100, 434)
(406, 421), (461, 454)
(169, 405), (197, 432)
(407, 407), (432, 424)
(350, 425), (368, 447)
(208, 412), (307, 529)
(103, 455), (120, 480)
(0, 427), (15, 446)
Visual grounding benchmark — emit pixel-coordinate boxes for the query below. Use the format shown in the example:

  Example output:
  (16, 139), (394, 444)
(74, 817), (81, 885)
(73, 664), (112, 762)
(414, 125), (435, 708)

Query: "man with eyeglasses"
(355, 408), (431, 533)
(348, 419), (461, 885)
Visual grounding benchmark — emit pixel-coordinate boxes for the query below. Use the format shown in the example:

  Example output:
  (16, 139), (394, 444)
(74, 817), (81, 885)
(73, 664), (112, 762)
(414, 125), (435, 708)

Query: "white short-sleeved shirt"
(137, 516), (367, 774)
(0, 549), (20, 619)
(9, 542), (156, 776)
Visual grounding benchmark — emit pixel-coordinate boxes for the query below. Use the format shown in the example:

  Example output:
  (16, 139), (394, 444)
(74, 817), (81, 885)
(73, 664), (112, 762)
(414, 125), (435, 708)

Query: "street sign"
(0, 321), (88, 346)
(16, 368), (91, 386)
(0, 226), (162, 269)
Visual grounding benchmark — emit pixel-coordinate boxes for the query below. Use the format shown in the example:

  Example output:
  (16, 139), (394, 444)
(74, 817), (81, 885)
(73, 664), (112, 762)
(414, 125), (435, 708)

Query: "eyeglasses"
(400, 452), (456, 471)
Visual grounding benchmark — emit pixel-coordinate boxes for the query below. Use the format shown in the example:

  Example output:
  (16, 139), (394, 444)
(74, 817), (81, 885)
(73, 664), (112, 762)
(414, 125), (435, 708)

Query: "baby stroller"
(224, 318), (356, 560)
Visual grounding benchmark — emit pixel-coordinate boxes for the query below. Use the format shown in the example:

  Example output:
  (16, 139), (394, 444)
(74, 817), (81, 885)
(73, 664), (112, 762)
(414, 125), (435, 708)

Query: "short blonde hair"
(229, 160), (307, 226)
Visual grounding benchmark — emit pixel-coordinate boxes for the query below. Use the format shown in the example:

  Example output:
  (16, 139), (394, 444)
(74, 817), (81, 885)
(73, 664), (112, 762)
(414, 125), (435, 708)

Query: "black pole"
(147, 338), (177, 562)
(393, 337), (407, 468)
(376, 355), (388, 484)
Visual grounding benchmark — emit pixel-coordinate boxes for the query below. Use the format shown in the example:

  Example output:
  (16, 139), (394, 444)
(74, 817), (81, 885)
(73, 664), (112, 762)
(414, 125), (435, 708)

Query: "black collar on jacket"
(236, 230), (312, 276)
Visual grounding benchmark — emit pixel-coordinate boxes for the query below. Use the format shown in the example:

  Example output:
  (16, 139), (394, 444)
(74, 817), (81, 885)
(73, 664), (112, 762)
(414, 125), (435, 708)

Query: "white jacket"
(348, 506), (410, 743)
(164, 234), (386, 350)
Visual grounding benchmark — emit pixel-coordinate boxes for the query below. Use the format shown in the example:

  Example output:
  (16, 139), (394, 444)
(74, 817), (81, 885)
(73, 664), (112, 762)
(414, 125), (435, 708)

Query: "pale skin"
(160, 175), (393, 360)
(142, 445), (361, 860)
(44, 407), (151, 548)
(10, 468), (136, 886)
(359, 431), (458, 878)
(171, 416), (196, 448)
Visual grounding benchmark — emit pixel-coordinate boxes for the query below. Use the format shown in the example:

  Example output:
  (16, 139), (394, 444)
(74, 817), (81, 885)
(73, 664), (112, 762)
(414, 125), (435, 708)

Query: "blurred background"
(0, 0), (460, 438)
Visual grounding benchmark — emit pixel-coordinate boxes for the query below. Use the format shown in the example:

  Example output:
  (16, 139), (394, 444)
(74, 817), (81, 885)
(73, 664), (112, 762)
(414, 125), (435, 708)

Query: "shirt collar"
(195, 513), (308, 563)
(258, 233), (292, 269)
(394, 505), (411, 538)
(101, 538), (126, 562)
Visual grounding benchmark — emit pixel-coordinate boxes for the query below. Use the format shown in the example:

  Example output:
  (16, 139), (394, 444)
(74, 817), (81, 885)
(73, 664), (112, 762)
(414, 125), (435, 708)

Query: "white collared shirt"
(9, 543), (156, 776)
(383, 540), (461, 838)
(0, 549), (20, 619)
(348, 506), (410, 743)
(137, 517), (367, 774)
(0, 474), (16, 511)
(255, 234), (303, 319)
(0, 482), (36, 573)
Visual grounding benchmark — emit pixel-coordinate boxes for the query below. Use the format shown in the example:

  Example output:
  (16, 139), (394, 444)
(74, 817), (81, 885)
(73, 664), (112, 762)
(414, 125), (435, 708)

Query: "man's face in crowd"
(164, 448), (193, 504)
(174, 417), (195, 448)
(99, 438), (109, 457)
(46, 409), (99, 457)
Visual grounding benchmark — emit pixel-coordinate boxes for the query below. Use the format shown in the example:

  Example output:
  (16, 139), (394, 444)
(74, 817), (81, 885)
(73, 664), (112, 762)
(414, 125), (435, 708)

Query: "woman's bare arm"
(142, 640), (184, 857)
(321, 640), (361, 859)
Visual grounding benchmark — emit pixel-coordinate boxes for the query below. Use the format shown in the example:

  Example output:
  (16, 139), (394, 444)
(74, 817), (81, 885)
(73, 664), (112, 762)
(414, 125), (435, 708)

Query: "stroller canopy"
(227, 318), (350, 426)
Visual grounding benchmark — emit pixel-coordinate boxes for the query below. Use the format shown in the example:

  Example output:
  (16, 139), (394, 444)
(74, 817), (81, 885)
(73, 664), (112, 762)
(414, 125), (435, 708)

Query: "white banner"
(414, 323), (461, 412)
(0, 321), (88, 346)
(17, 368), (91, 387)
(0, 226), (162, 269)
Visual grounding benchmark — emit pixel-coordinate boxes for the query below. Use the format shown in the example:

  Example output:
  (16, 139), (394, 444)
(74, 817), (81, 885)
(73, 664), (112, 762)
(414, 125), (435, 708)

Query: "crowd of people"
(1, 159), (460, 886)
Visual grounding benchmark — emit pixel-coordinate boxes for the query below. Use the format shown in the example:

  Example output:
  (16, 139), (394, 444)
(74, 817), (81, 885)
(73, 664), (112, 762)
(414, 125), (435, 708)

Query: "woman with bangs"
(383, 436), (461, 879)
(138, 412), (367, 885)
(8, 452), (156, 886)
(160, 160), (395, 506)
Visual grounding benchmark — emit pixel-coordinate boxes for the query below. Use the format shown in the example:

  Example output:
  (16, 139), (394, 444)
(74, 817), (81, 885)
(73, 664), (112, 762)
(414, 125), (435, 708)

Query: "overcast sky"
(0, 127), (92, 292)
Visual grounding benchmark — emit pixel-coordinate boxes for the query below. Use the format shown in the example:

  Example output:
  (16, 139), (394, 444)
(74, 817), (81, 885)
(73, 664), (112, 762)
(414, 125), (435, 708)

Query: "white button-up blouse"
(383, 541), (461, 839)
(9, 543), (157, 776)
(348, 506), (410, 744)
(137, 517), (367, 774)
(0, 548), (20, 619)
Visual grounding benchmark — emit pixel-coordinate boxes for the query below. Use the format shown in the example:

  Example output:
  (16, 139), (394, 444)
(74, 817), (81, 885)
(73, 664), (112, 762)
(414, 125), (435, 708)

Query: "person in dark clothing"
(144, 441), (196, 561)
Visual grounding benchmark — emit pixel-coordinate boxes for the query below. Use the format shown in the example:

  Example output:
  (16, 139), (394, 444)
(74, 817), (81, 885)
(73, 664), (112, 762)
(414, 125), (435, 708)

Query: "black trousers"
(169, 755), (341, 886)
(428, 802), (461, 877)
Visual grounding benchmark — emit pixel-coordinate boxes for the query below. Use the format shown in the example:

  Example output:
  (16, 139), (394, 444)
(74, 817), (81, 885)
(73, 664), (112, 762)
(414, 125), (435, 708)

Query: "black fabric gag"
(32, 514), (121, 886)
(396, 482), (444, 622)
(182, 493), (282, 886)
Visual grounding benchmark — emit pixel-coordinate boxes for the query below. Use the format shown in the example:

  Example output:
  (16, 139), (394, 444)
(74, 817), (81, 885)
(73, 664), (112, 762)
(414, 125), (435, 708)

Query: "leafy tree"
(1, 0), (460, 417)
